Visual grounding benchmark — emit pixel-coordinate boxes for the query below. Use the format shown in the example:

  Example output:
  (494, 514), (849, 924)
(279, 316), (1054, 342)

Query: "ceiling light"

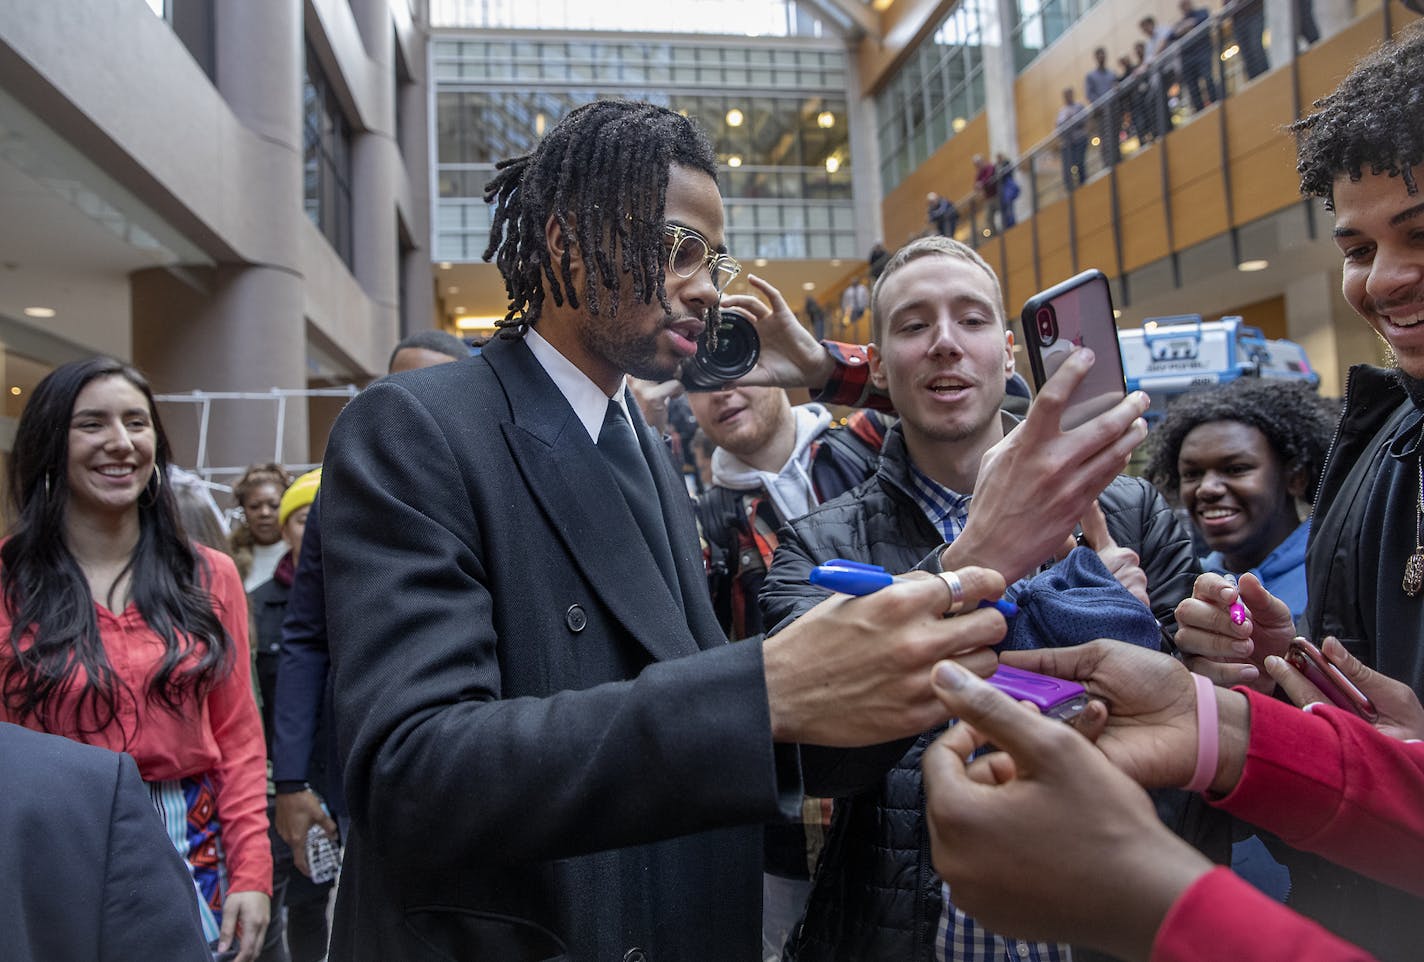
(1237, 259), (1269, 272)
(9, 387), (20, 396)
(802, 281), (816, 291)
(824, 156), (841, 173)
(448, 286), (460, 294)
(535, 112), (547, 137)
(831, 259), (842, 266)
(727, 155), (743, 168)
(754, 258), (769, 267)
(817, 111), (835, 129)
(951, 117), (967, 132)
(1220, 44), (1240, 61)
(23, 306), (55, 318)
(439, 261), (453, 270)
(726, 108), (744, 127)
(456, 316), (501, 331)
(1112, 309), (1122, 319)
(1090, 136), (1101, 147)
(455, 306), (467, 313)
(982, 228), (992, 237)
(871, 0), (893, 10)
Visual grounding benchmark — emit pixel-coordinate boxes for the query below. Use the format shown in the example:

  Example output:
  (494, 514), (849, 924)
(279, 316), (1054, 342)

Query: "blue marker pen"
(810, 559), (1019, 617)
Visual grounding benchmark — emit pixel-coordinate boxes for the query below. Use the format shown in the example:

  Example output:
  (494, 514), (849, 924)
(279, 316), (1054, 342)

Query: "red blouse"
(0, 544), (271, 895)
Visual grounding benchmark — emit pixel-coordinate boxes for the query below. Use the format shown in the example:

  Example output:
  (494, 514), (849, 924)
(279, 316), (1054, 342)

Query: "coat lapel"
(486, 337), (700, 662)
(627, 394), (728, 650)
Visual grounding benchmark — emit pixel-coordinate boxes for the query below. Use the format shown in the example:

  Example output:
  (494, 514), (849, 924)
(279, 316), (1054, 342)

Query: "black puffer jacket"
(760, 423), (1203, 962)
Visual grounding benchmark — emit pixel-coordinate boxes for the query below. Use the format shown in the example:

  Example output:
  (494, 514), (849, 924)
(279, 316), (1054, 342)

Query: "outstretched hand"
(922, 658), (1212, 962)
(1266, 636), (1424, 741)
(764, 567), (1007, 747)
(1173, 572), (1294, 690)
(942, 348), (1151, 583)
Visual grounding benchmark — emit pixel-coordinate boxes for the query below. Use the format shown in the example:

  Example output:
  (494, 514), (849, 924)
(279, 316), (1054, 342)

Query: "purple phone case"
(987, 664), (1089, 721)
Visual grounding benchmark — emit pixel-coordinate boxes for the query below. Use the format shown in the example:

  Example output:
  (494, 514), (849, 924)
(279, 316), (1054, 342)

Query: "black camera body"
(679, 310), (761, 391)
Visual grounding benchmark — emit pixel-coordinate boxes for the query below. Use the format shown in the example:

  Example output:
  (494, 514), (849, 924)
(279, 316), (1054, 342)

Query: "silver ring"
(937, 570), (966, 614)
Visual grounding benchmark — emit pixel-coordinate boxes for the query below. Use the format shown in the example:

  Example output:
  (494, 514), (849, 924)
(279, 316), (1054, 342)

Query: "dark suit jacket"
(321, 335), (800, 961)
(0, 723), (209, 962)
(270, 495), (343, 816)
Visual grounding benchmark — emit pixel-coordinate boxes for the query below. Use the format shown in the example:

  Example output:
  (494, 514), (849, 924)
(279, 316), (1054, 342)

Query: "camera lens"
(1035, 306), (1058, 345)
(679, 311), (761, 391)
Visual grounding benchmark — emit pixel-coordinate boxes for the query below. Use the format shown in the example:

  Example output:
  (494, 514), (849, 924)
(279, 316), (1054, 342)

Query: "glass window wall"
(434, 36), (856, 263)
(876, 0), (990, 195)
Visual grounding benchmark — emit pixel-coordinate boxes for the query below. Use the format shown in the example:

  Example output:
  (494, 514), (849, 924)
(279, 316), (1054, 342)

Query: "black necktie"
(598, 399), (681, 603)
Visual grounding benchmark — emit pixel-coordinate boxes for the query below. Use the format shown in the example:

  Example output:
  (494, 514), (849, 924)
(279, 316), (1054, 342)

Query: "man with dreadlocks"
(317, 100), (1014, 960)
(1172, 22), (1424, 959)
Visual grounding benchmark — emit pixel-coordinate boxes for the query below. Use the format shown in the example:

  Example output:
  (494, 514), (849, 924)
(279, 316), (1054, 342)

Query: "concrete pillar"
(845, 38), (883, 256)
(132, 266), (309, 476)
(132, 3), (307, 473)
(1285, 269), (1386, 398)
(983, 0), (1020, 163)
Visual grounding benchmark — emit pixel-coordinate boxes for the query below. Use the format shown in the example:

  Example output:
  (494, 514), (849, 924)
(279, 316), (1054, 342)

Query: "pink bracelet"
(1185, 673), (1219, 794)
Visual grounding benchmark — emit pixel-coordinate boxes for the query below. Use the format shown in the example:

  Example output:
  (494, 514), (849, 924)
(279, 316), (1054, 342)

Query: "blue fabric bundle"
(1000, 546), (1161, 652)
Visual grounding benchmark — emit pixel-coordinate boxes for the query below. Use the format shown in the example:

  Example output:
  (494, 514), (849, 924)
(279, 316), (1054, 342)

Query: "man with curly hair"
(1174, 23), (1424, 959)
(1144, 378), (1336, 620)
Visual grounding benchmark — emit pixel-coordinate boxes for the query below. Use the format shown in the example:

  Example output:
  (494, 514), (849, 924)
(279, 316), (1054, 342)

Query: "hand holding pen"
(809, 561), (1089, 721)
(1172, 571), (1298, 690)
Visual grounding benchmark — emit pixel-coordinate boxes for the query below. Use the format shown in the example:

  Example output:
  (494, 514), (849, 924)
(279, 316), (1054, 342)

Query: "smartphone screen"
(1019, 269), (1127, 430)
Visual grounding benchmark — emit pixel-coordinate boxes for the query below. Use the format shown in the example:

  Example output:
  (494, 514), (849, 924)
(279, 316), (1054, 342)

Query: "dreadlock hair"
(1291, 21), (1423, 207)
(1143, 378), (1339, 505)
(2, 357), (232, 743)
(482, 99), (719, 337)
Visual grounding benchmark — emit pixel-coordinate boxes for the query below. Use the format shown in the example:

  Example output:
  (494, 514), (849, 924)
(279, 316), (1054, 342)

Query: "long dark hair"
(1, 357), (231, 741)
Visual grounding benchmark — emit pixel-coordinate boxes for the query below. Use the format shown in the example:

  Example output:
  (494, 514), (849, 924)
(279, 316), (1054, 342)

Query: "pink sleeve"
(1211, 689), (1424, 898)
(201, 547), (273, 897)
(1152, 867), (1377, 962)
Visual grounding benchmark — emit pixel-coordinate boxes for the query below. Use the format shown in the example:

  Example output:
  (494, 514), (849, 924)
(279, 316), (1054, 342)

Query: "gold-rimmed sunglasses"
(663, 224), (741, 292)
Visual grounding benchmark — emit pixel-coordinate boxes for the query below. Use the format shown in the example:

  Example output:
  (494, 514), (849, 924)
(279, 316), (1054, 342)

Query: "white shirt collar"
(524, 327), (630, 442)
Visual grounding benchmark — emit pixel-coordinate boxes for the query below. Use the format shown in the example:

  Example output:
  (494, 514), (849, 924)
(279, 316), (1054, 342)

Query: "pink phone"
(1285, 639), (1378, 722)
(1019, 269), (1127, 430)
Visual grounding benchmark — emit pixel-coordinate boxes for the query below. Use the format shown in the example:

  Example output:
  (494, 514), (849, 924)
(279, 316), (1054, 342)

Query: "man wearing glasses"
(318, 100), (1018, 960)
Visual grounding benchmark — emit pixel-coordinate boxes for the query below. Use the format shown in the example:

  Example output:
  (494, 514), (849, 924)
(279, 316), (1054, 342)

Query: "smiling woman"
(0, 357), (272, 961)
(1143, 377), (1337, 620)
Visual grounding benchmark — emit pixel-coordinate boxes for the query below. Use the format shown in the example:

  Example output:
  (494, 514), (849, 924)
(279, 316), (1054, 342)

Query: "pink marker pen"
(1222, 573), (1248, 626)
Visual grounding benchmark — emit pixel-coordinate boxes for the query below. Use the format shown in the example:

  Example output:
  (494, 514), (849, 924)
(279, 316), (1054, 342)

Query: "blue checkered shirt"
(906, 465), (1073, 962)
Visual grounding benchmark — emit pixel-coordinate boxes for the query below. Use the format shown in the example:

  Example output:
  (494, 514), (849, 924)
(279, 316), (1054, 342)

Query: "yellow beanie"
(279, 468), (322, 528)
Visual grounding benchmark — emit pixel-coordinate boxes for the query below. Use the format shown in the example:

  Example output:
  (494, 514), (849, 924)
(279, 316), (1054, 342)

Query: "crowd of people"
(1056, 0), (1324, 191)
(0, 19), (1420, 962)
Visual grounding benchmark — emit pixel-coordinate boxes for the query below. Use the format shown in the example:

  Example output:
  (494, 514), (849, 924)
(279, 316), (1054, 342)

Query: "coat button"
(565, 604), (587, 632)
(623, 950), (646, 962)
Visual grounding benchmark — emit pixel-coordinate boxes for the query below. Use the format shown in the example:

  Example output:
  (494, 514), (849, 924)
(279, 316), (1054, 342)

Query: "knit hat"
(279, 468), (321, 528)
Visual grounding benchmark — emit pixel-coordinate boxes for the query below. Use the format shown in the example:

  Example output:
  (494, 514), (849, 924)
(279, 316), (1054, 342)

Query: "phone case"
(987, 664), (1089, 721)
(1286, 641), (1379, 722)
(305, 824), (342, 885)
(1019, 269), (1127, 430)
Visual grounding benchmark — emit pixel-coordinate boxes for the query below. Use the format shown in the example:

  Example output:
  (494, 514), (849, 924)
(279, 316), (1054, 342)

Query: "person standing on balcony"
(1085, 46), (1120, 167)
(1055, 88), (1090, 191)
